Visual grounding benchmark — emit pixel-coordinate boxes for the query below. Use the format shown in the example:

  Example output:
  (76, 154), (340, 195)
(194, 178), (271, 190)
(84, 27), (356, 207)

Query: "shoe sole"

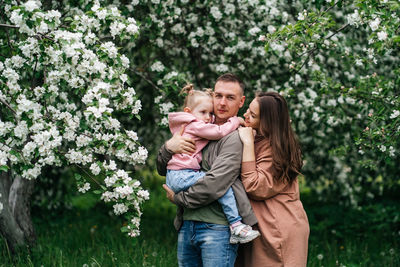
(230, 231), (260, 244)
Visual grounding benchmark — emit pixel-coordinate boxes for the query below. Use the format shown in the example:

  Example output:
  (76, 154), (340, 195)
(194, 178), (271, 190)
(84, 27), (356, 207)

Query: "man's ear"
(183, 107), (191, 113)
(239, 95), (245, 108)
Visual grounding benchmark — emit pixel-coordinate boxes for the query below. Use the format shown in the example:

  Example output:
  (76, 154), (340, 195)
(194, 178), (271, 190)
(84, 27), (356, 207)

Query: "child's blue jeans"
(166, 169), (242, 225)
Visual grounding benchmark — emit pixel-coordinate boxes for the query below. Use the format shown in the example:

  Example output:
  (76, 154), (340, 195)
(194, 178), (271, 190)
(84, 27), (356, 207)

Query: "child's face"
(191, 99), (213, 123)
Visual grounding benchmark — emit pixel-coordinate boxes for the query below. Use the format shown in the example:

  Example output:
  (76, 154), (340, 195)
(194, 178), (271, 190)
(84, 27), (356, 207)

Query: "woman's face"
(243, 98), (260, 130)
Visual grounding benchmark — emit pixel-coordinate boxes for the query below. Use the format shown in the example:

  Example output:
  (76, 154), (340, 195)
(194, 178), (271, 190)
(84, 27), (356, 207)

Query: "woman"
(235, 92), (309, 267)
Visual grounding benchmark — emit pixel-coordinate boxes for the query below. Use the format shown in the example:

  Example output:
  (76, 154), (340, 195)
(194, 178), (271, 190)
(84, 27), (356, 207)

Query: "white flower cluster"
(150, 61), (165, 72)
(369, 17), (380, 31)
(99, 166), (149, 235)
(389, 110), (400, 119)
(297, 10), (307, 21)
(347, 10), (362, 27)
(78, 183), (91, 193)
(1, 1), (147, 237)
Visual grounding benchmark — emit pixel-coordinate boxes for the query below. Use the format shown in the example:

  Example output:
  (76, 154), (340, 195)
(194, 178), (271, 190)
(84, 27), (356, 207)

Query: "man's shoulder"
(221, 129), (240, 142)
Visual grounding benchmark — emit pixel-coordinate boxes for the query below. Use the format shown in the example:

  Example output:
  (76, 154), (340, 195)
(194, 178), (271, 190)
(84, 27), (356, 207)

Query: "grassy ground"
(1, 177), (399, 267)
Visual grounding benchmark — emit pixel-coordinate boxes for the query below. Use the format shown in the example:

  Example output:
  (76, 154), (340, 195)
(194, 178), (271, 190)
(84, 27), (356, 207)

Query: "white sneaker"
(230, 223), (260, 244)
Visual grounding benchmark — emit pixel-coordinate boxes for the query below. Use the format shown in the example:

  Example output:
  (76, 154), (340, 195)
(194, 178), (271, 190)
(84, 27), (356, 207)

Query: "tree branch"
(326, 23), (350, 40)
(320, 0), (341, 15)
(131, 68), (163, 92)
(0, 97), (17, 115)
(0, 24), (19, 29)
(295, 23), (350, 73)
(5, 27), (15, 51)
(295, 49), (316, 74)
(75, 164), (102, 188)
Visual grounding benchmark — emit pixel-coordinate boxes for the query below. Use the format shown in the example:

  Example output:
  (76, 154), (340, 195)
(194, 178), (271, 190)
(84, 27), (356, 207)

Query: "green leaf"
(64, 17), (74, 22)
(0, 165), (9, 172)
(392, 36), (400, 43)
(75, 173), (82, 180)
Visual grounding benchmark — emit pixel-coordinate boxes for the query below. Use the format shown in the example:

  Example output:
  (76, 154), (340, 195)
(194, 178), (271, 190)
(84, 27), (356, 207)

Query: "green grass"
(1, 177), (399, 267)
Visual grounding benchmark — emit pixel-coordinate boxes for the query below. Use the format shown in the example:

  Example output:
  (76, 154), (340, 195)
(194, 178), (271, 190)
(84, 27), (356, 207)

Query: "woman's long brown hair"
(257, 92), (302, 184)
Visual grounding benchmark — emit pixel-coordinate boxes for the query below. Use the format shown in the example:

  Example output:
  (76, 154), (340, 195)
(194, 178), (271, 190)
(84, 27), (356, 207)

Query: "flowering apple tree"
(0, 0), (149, 250)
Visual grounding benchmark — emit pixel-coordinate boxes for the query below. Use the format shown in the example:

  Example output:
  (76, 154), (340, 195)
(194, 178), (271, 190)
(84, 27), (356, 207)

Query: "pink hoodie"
(167, 112), (240, 171)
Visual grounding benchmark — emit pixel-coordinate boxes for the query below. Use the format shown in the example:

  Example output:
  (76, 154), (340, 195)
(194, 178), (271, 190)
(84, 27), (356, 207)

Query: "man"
(157, 73), (257, 267)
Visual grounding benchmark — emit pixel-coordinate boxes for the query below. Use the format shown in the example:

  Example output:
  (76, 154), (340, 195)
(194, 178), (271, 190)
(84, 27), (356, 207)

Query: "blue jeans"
(166, 169), (241, 224)
(177, 221), (238, 267)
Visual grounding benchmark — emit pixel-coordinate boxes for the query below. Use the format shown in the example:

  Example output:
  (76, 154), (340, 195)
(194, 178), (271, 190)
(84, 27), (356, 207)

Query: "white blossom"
(297, 10), (307, 21)
(137, 190), (150, 200)
(267, 25), (276, 33)
(388, 146), (395, 157)
(115, 185), (134, 198)
(377, 31), (387, 41)
(216, 64), (229, 73)
(210, 7), (222, 21)
(390, 110), (400, 119)
(105, 175), (118, 187)
(150, 61), (165, 72)
(113, 203), (128, 215)
(249, 27), (261, 36)
(347, 9), (362, 27)
(90, 163), (101, 175)
(24, 0), (41, 12)
(369, 17), (380, 31)
(78, 182), (91, 193)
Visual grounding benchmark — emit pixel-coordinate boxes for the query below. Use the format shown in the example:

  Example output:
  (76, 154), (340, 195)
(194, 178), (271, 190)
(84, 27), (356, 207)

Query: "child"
(166, 84), (260, 244)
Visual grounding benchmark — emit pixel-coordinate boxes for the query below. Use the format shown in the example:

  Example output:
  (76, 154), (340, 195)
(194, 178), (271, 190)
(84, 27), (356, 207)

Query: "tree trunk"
(0, 170), (36, 252)
(9, 175), (36, 245)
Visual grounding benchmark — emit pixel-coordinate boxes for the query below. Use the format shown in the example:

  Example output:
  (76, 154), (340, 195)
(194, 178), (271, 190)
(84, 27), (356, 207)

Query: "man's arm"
(156, 144), (173, 176)
(173, 131), (243, 208)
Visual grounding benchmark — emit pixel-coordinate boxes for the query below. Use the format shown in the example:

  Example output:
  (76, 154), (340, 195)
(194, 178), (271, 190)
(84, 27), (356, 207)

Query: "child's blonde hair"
(180, 84), (213, 110)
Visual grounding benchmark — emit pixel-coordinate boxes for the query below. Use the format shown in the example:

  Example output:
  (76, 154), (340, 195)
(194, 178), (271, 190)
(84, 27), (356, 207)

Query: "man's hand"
(165, 125), (196, 154)
(162, 184), (176, 204)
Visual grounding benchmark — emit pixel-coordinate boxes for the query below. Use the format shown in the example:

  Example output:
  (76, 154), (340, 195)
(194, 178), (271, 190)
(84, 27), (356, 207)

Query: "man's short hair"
(215, 73), (245, 95)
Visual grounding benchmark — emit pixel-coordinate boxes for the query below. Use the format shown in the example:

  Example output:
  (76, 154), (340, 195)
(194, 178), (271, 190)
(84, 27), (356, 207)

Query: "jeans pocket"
(204, 223), (229, 231)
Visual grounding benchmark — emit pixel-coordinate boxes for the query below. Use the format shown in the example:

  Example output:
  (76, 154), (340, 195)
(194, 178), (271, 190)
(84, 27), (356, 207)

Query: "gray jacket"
(157, 131), (257, 230)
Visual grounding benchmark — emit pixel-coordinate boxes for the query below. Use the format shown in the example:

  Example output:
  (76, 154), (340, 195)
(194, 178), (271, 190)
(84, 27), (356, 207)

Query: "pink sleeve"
(185, 117), (240, 140)
(240, 149), (288, 200)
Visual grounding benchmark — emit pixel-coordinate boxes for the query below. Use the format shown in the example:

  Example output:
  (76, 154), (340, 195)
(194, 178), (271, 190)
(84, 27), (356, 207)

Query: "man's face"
(213, 81), (245, 123)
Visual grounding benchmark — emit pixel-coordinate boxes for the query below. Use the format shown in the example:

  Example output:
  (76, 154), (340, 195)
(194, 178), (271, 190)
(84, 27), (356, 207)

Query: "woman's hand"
(238, 127), (256, 162)
(166, 125), (196, 154)
(238, 127), (255, 145)
(162, 184), (176, 204)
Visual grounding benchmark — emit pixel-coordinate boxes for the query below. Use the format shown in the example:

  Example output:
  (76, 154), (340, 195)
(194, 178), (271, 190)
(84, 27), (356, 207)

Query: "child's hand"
(238, 117), (246, 126)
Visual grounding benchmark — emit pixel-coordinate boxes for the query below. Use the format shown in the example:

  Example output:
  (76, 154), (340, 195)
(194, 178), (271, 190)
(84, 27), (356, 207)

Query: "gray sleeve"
(173, 132), (243, 208)
(156, 144), (173, 176)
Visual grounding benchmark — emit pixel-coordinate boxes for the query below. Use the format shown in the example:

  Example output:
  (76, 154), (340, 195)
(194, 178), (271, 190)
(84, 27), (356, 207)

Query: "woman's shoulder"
(255, 135), (270, 147)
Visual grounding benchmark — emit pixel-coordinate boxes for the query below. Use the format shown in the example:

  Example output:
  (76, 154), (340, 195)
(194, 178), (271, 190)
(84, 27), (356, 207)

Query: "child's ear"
(183, 107), (191, 113)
